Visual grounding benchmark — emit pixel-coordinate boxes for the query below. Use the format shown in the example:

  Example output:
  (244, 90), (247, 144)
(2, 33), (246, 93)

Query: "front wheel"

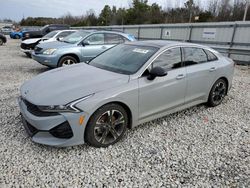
(207, 79), (227, 107)
(0, 38), (3, 45)
(85, 104), (128, 148)
(58, 56), (77, 67)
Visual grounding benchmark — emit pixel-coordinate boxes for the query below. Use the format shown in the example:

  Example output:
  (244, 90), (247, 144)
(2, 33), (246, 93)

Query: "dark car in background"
(22, 24), (70, 41)
(0, 33), (7, 45)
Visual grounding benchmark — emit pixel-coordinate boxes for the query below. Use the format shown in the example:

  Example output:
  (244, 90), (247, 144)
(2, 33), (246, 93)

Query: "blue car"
(32, 30), (136, 68)
(10, 30), (24, 39)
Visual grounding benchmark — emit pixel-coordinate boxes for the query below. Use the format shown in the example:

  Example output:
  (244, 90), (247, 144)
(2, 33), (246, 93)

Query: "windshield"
(62, 30), (90, 44)
(42, 30), (59, 39)
(89, 44), (158, 75)
(40, 25), (49, 31)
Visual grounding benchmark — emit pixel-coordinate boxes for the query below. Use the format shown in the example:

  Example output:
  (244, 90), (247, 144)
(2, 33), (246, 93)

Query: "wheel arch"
(58, 53), (80, 66)
(86, 101), (133, 130)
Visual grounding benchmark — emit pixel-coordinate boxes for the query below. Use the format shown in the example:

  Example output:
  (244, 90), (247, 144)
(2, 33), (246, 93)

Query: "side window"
(85, 34), (104, 45)
(152, 48), (182, 71)
(105, 34), (125, 44)
(183, 47), (208, 66)
(57, 31), (73, 38)
(204, 49), (218, 61)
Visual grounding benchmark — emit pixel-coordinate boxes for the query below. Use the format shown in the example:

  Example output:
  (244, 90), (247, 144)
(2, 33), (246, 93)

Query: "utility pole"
(243, 0), (250, 21)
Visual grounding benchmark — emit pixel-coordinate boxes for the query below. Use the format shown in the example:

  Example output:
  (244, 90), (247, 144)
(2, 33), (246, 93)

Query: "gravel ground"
(0, 37), (249, 187)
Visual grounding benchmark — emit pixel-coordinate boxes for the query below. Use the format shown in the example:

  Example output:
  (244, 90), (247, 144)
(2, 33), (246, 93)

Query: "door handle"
(176, 74), (185, 80)
(209, 67), (216, 72)
(101, 46), (107, 49)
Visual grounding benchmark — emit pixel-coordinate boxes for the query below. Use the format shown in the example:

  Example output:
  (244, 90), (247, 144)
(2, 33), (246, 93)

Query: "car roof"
(125, 40), (211, 49)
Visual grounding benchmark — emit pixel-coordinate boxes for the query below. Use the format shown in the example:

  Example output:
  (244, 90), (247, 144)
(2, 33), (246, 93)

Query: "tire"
(58, 56), (78, 67)
(25, 52), (32, 58)
(14, 35), (20, 39)
(85, 103), (128, 148)
(207, 78), (227, 107)
(0, 38), (3, 46)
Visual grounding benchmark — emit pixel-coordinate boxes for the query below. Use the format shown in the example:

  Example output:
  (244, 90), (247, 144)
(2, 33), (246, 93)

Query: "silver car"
(18, 41), (234, 147)
(31, 30), (136, 67)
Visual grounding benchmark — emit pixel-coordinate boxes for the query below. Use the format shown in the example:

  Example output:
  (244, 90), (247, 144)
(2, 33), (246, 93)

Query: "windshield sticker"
(133, 48), (149, 54)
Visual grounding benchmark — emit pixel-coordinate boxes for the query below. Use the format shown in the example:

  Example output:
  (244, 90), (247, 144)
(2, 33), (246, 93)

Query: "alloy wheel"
(62, 59), (76, 66)
(94, 109), (126, 145)
(212, 81), (226, 105)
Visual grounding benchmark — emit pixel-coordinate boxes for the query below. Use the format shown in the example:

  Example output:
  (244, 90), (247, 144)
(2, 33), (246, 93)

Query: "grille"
(49, 121), (73, 139)
(21, 43), (37, 50)
(23, 99), (59, 117)
(20, 43), (28, 50)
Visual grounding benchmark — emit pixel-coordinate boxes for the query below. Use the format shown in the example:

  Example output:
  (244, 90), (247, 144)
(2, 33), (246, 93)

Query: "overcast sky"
(0, 0), (207, 21)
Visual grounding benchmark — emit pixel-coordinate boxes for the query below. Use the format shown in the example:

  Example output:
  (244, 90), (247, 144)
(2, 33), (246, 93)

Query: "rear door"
(183, 47), (217, 104)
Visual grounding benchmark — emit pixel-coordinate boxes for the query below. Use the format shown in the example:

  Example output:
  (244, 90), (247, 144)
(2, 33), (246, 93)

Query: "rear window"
(204, 49), (218, 61)
(183, 47), (208, 66)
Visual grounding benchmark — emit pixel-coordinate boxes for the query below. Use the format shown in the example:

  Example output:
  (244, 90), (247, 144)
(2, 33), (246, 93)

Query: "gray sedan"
(18, 40), (234, 147)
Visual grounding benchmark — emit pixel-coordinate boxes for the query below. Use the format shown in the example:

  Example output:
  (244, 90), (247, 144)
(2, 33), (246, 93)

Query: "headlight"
(43, 48), (57, 55)
(37, 94), (94, 113)
(25, 33), (30, 37)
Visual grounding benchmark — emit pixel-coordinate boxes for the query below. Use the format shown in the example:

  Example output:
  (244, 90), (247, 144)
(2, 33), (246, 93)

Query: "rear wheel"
(207, 79), (227, 107)
(85, 103), (128, 147)
(14, 35), (20, 39)
(0, 38), (3, 45)
(58, 56), (77, 67)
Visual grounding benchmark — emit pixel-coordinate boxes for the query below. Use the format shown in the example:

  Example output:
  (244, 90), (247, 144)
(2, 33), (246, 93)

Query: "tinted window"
(62, 30), (90, 44)
(204, 49), (218, 61)
(57, 31), (74, 38)
(89, 44), (158, 75)
(105, 34), (124, 44)
(183, 47), (208, 66)
(153, 48), (182, 71)
(43, 31), (59, 38)
(85, 33), (104, 45)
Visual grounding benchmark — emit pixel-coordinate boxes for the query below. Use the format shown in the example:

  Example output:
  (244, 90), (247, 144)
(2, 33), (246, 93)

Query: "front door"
(138, 47), (186, 121)
(81, 33), (106, 62)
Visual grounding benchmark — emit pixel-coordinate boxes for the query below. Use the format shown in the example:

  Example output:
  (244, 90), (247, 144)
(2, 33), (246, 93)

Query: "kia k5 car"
(31, 30), (136, 67)
(18, 41), (234, 147)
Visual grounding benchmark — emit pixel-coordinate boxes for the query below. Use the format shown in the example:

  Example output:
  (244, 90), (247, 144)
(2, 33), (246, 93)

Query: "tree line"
(19, 0), (250, 26)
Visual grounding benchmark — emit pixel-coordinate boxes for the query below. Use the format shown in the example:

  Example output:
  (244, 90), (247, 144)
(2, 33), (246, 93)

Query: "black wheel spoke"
(113, 117), (125, 126)
(99, 129), (109, 144)
(110, 127), (119, 139)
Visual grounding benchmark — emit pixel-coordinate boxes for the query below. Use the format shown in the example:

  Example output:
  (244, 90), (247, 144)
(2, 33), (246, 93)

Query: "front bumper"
(21, 48), (33, 54)
(31, 52), (59, 67)
(18, 97), (89, 147)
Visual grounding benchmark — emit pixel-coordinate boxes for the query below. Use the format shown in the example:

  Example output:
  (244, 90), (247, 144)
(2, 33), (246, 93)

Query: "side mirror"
(56, 37), (63, 41)
(82, 40), (90, 46)
(147, 66), (167, 80)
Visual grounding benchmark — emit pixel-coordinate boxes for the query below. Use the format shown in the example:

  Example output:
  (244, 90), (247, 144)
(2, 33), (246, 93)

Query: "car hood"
(37, 40), (74, 49)
(22, 38), (41, 44)
(21, 63), (130, 105)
